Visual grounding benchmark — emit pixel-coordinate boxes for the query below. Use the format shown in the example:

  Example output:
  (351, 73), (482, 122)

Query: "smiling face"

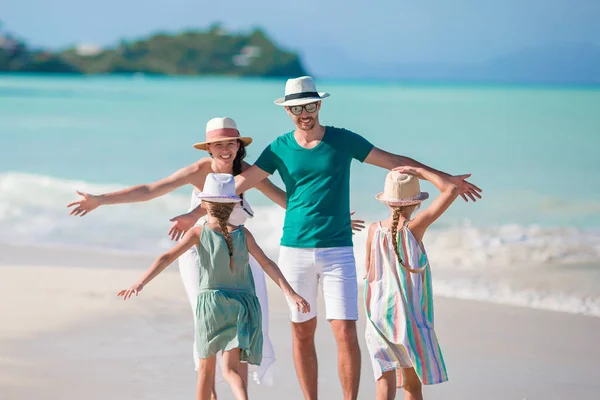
(206, 139), (240, 166)
(286, 101), (321, 131)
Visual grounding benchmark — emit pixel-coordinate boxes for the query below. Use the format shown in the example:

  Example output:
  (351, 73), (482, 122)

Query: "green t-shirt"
(255, 126), (374, 248)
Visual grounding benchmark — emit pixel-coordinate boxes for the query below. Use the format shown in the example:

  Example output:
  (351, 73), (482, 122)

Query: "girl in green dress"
(118, 173), (310, 400)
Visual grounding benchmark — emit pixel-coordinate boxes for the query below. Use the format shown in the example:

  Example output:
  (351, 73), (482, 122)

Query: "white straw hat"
(376, 171), (429, 206)
(193, 117), (253, 151)
(196, 173), (241, 203)
(274, 76), (330, 106)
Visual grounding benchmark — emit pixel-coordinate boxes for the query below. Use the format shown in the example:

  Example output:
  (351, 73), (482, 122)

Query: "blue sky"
(2, 0), (599, 75)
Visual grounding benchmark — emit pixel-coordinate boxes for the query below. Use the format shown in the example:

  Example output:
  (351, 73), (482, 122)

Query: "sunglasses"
(289, 102), (318, 116)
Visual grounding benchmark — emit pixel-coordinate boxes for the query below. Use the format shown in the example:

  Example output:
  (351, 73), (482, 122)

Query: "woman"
(67, 117), (364, 396)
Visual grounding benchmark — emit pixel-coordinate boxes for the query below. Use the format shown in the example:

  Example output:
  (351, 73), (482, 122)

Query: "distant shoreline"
(1, 72), (599, 89)
(0, 27), (308, 78)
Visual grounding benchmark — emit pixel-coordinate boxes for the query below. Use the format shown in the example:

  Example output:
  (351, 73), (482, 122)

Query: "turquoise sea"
(1, 74), (600, 315)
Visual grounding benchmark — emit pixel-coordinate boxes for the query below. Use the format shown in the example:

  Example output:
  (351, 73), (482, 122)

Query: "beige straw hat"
(376, 171), (429, 206)
(193, 117), (253, 151)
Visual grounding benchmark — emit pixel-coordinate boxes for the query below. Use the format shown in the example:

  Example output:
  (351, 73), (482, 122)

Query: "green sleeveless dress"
(194, 224), (263, 365)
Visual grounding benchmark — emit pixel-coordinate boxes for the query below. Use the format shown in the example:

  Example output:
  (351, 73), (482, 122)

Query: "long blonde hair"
(204, 201), (236, 271)
(389, 204), (425, 274)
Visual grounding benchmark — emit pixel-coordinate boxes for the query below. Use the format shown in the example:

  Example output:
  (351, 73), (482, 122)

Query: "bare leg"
(330, 320), (361, 400)
(197, 356), (217, 400)
(376, 370), (397, 400)
(211, 377), (217, 400)
(401, 368), (423, 400)
(238, 362), (249, 388)
(221, 348), (248, 400)
(210, 354), (248, 399)
(291, 317), (318, 400)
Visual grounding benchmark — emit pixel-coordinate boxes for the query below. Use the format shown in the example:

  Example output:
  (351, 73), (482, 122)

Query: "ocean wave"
(424, 223), (600, 269)
(432, 276), (600, 317)
(1, 172), (599, 316)
(0, 172), (189, 252)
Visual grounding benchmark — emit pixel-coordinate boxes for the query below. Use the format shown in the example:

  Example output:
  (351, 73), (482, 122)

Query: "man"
(174, 76), (481, 399)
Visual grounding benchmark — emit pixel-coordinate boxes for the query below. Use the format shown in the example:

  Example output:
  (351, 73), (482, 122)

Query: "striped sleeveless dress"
(364, 221), (448, 386)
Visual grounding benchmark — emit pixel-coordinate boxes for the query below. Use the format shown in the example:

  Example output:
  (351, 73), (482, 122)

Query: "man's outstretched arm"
(235, 165), (271, 195)
(363, 147), (482, 202)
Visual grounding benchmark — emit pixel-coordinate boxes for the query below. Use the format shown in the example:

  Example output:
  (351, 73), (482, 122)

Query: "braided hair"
(389, 205), (425, 274)
(204, 201), (236, 271)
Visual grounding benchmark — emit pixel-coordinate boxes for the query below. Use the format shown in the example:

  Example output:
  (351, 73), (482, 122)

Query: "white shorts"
(278, 246), (358, 323)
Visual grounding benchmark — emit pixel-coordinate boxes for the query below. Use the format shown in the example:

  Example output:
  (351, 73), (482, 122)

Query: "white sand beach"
(1, 244), (600, 400)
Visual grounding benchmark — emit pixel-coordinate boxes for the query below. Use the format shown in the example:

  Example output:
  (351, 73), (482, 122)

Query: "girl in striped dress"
(364, 167), (461, 400)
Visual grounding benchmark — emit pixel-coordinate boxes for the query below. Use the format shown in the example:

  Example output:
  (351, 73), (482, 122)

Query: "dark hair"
(232, 140), (246, 200)
(232, 140), (246, 177)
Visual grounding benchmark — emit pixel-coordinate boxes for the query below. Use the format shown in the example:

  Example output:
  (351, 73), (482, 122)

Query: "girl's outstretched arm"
(364, 147), (481, 202)
(396, 166), (460, 242)
(243, 227), (310, 314)
(118, 227), (202, 300)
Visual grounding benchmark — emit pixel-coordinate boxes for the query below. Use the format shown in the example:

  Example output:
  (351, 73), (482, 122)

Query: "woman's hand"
(168, 212), (198, 241)
(67, 191), (101, 216)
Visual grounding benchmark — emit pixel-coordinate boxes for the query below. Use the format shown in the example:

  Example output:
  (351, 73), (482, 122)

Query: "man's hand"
(350, 211), (365, 234)
(448, 174), (482, 202)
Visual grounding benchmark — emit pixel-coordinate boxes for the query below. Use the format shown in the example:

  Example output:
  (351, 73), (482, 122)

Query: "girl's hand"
(67, 191), (101, 216)
(288, 292), (311, 314)
(393, 166), (422, 178)
(117, 283), (144, 300)
(350, 211), (365, 234)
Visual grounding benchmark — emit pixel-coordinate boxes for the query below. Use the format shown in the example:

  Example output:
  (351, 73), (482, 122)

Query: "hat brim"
(274, 92), (330, 106)
(197, 195), (242, 203)
(193, 137), (253, 151)
(376, 192), (429, 206)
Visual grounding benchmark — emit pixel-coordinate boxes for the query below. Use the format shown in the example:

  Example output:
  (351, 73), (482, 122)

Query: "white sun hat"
(376, 171), (429, 206)
(274, 76), (330, 106)
(196, 173), (241, 203)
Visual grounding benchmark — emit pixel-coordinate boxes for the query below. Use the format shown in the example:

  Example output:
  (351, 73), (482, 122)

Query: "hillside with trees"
(0, 23), (307, 77)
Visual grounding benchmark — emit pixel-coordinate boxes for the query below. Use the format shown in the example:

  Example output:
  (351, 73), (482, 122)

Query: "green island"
(0, 24), (307, 77)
